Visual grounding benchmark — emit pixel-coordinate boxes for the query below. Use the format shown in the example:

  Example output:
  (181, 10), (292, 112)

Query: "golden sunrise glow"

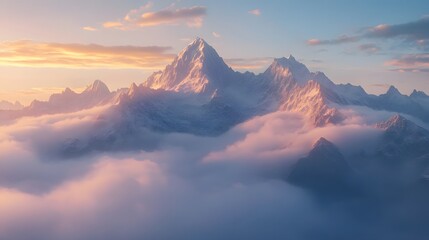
(0, 41), (174, 69)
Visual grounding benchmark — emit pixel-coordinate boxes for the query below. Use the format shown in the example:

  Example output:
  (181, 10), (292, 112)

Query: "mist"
(1, 103), (427, 240)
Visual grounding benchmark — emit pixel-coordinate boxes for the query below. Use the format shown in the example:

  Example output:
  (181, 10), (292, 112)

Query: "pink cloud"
(104, 5), (207, 29)
(248, 9), (261, 16)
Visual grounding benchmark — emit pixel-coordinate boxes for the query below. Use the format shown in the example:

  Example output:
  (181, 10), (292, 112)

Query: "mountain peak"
(267, 56), (311, 85)
(375, 114), (423, 134)
(273, 55), (303, 66)
(310, 137), (343, 159)
(313, 137), (333, 148)
(288, 137), (354, 192)
(376, 114), (429, 159)
(143, 38), (232, 95)
(410, 89), (428, 98)
(376, 114), (407, 129)
(189, 37), (207, 47)
(385, 85), (401, 96)
(176, 37), (222, 64)
(64, 87), (75, 94)
(83, 80), (110, 94)
(127, 82), (140, 97)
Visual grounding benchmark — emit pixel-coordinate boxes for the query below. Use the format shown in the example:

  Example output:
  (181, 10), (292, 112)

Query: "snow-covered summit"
(264, 55), (311, 86)
(83, 79), (110, 95)
(143, 37), (233, 96)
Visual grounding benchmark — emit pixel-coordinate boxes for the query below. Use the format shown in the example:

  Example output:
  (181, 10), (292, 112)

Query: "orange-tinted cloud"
(306, 35), (358, 46)
(0, 40), (175, 69)
(82, 26), (97, 31)
(104, 5), (207, 30)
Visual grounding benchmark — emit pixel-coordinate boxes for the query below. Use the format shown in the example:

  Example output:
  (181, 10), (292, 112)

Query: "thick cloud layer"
(0, 105), (427, 239)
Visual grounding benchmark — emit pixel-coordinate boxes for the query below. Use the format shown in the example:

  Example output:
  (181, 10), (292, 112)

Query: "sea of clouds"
(0, 105), (427, 240)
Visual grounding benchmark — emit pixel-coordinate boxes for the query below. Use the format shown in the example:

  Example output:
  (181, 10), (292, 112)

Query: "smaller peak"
(84, 80), (110, 94)
(385, 85), (401, 96)
(313, 137), (334, 149)
(410, 89), (428, 98)
(376, 114), (408, 129)
(127, 82), (139, 96)
(93, 79), (104, 85)
(390, 114), (406, 122)
(64, 87), (74, 94)
(130, 82), (138, 89)
(272, 56), (306, 69)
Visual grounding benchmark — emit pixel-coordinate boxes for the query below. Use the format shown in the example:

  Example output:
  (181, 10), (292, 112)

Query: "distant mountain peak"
(267, 56), (311, 85)
(385, 85), (402, 96)
(376, 114), (429, 159)
(84, 80), (110, 94)
(272, 55), (307, 70)
(313, 137), (333, 148)
(410, 89), (428, 98)
(127, 82), (140, 97)
(376, 114), (408, 130)
(376, 114), (427, 138)
(310, 137), (343, 159)
(63, 87), (75, 94)
(288, 137), (354, 192)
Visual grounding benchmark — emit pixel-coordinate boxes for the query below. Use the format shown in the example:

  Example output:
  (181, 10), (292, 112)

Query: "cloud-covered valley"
(1, 99), (428, 239)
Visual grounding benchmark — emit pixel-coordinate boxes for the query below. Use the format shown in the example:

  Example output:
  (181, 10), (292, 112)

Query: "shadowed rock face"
(376, 114), (429, 160)
(287, 138), (356, 194)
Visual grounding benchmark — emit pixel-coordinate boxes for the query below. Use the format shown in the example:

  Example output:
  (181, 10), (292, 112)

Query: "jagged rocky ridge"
(3, 38), (429, 128)
(2, 38), (429, 157)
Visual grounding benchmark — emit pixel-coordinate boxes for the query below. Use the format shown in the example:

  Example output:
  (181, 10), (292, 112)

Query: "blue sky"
(1, 0), (428, 103)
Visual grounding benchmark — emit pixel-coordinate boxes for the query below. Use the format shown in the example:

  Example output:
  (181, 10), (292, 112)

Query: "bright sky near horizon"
(0, 0), (428, 104)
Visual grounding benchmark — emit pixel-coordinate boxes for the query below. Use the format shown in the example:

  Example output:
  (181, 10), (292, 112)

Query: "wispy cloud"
(385, 53), (429, 72)
(0, 40), (174, 69)
(307, 16), (429, 49)
(102, 21), (123, 29)
(370, 83), (391, 89)
(307, 16), (429, 73)
(306, 35), (358, 46)
(82, 26), (97, 32)
(104, 5), (207, 30)
(248, 9), (261, 16)
(357, 43), (381, 54)
(212, 32), (221, 38)
(364, 17), (429, 44)
(225, 57), (273, 71)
